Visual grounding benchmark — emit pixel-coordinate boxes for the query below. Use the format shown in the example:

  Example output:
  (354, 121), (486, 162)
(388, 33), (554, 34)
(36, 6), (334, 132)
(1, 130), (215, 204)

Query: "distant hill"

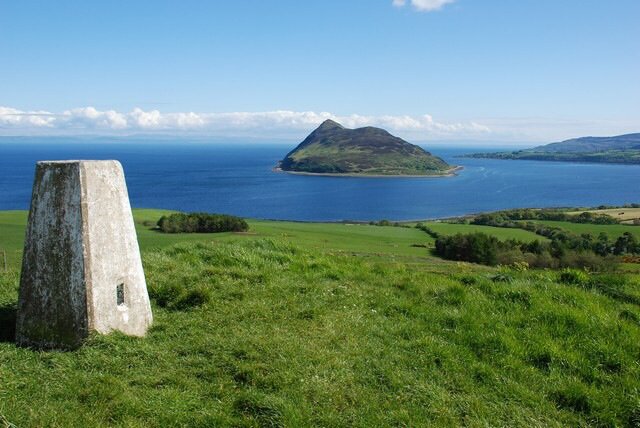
(277, 120), (454, 176)
(465, 133), (640, 164)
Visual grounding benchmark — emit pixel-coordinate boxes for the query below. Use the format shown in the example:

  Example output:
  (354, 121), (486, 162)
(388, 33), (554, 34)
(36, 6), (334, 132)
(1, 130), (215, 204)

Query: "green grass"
(0, 211), (29, 269)
(1, 209), (639, 425)
(1, 239), (639, 426)
(424, 222), (546, 242)
(0, 209), (435, 271)
(249, 221), (432, 258)
(531, 220), (640, 240)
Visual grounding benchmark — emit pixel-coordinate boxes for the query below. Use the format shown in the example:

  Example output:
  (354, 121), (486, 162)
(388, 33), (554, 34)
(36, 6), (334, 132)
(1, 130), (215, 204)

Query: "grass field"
(1, 238), (639, 426)
(0, 211), (28, 269)
(424, 221), (546, 242)
(1, 209), (640, 426)
(566, 208), (640, 225)
(531, 220), (640, 240)
(0, 209), (435, 271)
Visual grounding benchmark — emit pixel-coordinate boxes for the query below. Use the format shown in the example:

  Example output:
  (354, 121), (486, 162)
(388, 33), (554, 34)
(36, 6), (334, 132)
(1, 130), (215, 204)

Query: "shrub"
(434, 230), (617, 270)
(157, 213), (249, 234)
(558, 269), (590, 286)
(559, 252), (617, 271)
(459, 275), (477, 285)
(496, 249), (526, 266)
(525, 251), (558, 269)
(435, 233), (499, 265)
(510, 261), (530, 272)
(490, 273), (514, 283)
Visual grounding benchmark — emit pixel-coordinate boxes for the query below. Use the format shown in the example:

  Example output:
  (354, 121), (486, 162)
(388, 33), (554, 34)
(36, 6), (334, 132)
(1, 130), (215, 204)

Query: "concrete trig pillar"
(16, 160), (152, 348)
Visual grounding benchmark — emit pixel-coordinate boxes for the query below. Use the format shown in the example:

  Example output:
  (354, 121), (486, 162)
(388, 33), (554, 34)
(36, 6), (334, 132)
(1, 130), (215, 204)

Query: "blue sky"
(0, 0), (638, 142)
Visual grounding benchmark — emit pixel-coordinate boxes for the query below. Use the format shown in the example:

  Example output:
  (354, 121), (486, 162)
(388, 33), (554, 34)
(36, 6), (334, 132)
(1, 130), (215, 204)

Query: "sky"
(0, 0), (638, 143)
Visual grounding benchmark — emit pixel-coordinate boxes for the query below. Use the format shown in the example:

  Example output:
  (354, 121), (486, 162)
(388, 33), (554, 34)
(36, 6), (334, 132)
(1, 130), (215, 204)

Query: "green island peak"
(277, 119), (455, 176)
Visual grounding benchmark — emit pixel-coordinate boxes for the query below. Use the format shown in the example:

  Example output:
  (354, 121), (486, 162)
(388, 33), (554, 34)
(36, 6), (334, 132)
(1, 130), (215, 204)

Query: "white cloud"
(0, 106), (56, 128)
(2, 105), (637, 143)
(63, 107), (128, 130)
(0, 105), (491, 140)
(393, 0), (455, 12)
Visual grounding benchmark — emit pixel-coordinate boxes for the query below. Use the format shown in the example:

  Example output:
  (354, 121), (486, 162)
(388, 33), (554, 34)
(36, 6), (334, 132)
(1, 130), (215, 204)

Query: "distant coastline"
(273, 165), (463, 178)
(463, 133), (640, 165)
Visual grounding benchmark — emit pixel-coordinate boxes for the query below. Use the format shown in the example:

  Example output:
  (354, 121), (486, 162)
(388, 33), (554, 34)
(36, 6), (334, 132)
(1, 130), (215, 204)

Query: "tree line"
(470, 208), (620, 226)
(416, 223), (639, 270)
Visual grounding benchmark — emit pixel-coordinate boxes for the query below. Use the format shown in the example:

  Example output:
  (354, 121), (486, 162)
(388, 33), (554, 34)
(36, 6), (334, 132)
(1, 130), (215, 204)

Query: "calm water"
(1, 138), (638, 221)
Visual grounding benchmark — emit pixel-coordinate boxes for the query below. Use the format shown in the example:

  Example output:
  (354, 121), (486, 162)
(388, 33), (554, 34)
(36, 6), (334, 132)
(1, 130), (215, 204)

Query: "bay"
(0, 138), (638, 221)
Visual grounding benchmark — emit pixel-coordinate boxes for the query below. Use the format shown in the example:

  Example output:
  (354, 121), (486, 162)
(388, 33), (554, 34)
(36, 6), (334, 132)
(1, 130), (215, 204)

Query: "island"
(276, 119), (457, 176)
(464, 133), (640, 164)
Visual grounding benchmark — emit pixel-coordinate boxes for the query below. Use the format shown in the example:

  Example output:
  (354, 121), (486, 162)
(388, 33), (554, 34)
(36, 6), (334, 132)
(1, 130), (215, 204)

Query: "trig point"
(16, 160), (152, 349)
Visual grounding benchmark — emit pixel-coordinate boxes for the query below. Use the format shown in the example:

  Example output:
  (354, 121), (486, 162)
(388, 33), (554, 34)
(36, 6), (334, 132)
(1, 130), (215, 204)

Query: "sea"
(1, 138), (638, 221)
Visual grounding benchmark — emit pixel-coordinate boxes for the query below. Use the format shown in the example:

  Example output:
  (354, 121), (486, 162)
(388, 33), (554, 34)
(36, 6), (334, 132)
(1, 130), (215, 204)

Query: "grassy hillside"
(1, 238), (639, 426)
(464, 133), (640, 165)
(0, 209), (436, 271)
(467, 149), (640, 164)
(1, 209), (639, 425)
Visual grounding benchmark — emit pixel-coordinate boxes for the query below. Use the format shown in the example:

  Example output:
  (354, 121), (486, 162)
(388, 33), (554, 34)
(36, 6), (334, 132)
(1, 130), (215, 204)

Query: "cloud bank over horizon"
(392, 0), (455, 12)
(1, 105), (636, 143)
(0, 105), (490, 140)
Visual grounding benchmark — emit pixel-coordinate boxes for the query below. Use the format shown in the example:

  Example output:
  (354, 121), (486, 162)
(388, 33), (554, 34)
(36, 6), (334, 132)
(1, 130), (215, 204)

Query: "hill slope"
(1, 239), (639, 426)
(466, 133), (640, 164)
(278, 120), (453, 175)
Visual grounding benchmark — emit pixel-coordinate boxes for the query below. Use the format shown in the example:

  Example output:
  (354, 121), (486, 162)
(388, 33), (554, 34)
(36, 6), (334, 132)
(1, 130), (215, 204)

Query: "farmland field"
(531, 220), (640, 239)
(566, 207), (640, 225)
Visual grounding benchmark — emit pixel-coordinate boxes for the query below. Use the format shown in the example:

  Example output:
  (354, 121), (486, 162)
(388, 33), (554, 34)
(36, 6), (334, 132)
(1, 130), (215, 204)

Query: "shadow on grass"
(0, 304), (16, 343)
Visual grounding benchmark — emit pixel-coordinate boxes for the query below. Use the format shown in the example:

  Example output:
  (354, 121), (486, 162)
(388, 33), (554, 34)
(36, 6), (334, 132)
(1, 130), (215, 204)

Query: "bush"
(490, 272), (514, 283)
(510, 261), (530, 272)
(435, 233), (499, 265)
(431, 230), (621, 270)
(559, 252), (617, 271)
(459, 275), (477, 285)
(558, 269), (590, 286)
(157, 212), (249, 234)
(496, 249), (526, 266)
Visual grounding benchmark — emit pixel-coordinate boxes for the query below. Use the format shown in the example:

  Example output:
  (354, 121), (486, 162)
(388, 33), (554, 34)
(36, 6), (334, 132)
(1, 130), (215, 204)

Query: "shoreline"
(272, 165), (464, 178)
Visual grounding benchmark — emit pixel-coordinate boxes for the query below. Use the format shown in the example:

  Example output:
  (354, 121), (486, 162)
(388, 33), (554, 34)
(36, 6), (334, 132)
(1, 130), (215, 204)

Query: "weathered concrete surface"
(16, 162), (87, 348)
(16, 160), (152, 349)
(80, 161), (152, 336)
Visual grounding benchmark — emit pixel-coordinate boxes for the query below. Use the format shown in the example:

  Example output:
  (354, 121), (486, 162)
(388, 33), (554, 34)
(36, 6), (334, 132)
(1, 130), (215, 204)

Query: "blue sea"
(1, 138), (638, 221)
